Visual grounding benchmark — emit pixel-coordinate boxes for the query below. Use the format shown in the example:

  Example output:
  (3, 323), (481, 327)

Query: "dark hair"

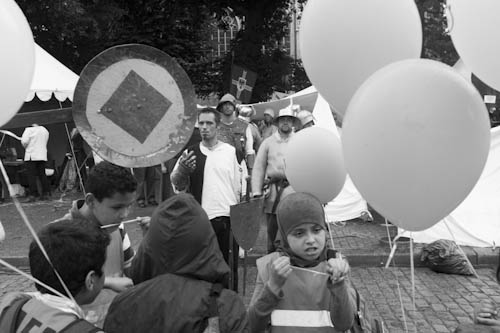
(29, 218), (110, 296)
(86, 161), (137, 201)
(198, 107), (220, 125)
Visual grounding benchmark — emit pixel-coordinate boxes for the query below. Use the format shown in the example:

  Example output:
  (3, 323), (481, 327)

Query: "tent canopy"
(243, 86), (319, 121)
(25, 44), (79, 102)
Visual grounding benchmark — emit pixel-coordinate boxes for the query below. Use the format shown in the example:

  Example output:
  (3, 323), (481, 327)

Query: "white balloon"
(447, 0), (500, 91)
(300, 0), (422, 117)
(285, 127), (346, 204)
(0, 0), (35, 127)
(342, 59), (491, 232)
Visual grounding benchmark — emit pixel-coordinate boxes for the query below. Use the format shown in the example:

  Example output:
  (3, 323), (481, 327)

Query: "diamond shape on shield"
(100, 70), (171, 144)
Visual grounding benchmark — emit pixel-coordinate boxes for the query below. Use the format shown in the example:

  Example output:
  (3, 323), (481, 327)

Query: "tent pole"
(64, 123), (85, 194)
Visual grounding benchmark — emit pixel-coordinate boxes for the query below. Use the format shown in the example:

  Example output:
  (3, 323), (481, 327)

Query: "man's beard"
(279, 126), (292, 134)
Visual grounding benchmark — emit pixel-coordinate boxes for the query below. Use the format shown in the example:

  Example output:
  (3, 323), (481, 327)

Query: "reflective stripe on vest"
(257, 254), (340, 332)
(271, 310), (334, 328)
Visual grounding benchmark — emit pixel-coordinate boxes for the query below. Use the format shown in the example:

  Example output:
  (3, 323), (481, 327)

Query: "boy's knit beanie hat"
(276, 192), (326, 237)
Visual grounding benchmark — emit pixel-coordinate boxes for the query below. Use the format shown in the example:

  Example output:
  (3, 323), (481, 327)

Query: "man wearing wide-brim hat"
(216, 93), (255, 173)
(259, 108), (278, 140)
(251, 106), (299, 253)
(296, 109), (315, 130)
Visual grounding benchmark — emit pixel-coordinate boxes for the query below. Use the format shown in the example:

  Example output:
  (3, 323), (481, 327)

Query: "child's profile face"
(286, 222), (326, 261)
(89, 191), (136, 232)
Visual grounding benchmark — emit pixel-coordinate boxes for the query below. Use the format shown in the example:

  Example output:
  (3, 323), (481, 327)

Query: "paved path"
(2, 199), (500, 332)
(2, 265), (498, 333)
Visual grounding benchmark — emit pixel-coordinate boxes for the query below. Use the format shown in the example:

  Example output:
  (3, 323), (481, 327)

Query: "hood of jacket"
(130, 193), (229, 285)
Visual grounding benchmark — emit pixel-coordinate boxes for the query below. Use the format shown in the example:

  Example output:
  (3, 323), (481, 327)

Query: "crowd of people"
(1, 93), (499, 332)
(0, 163), (357, 332)
(0, 93), (362, 332)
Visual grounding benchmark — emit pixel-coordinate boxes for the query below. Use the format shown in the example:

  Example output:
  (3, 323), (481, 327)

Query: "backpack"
(202, 283), (223, 333)
(0, 296), (101, 333)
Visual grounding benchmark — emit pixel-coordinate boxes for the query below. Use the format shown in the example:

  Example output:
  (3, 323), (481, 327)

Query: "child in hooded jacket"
(248, 192), (356, 333)
(103, 193), (248, 332)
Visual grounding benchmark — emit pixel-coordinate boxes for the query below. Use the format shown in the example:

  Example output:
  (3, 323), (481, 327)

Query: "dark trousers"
(26, 160), (50, 197)
(210, 216), (239, 292)
(133, 167), (158, 203)
(266, 213), (279, 253)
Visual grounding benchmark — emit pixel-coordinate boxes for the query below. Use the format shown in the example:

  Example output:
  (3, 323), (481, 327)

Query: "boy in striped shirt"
(55, 161), (143, 326)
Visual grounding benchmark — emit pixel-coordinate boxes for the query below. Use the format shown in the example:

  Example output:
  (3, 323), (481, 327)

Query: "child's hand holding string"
(268, 256), (292, 295)
(327, 255), (350, 285)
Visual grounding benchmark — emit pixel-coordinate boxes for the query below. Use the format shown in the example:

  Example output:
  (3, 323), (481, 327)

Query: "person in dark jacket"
(103, 193), (249, 333)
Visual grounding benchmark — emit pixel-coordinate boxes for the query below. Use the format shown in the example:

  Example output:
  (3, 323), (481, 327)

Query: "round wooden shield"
(73, 44), (197, 167)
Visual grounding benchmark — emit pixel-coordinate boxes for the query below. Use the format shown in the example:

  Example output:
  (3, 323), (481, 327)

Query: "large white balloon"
(300, 0), (422, 117)
(342, 59), (491, 232)
(0, 0), (35, 127)
(285, 127), (346, 204)
(447, 0), (500, 91)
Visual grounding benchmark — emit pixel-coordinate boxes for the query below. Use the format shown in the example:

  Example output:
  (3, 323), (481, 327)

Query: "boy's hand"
(137, 216), (151, 235)
(475, 300), (500, 326)
(105, 276), (134, 292)
(327, 256), (350, 284)
(268, 256), (292, 295)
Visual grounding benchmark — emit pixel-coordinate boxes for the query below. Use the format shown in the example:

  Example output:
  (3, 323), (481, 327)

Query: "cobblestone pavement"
(2, 266), (498, 333)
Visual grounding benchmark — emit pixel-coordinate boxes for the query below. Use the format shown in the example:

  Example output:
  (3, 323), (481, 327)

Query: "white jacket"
(21, 125), (49, 161)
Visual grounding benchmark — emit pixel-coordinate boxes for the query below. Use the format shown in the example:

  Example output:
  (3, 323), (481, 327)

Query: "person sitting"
(103, 193), (248, 332)
(0, 218), (110, 332)
(248, 192), (356, 332)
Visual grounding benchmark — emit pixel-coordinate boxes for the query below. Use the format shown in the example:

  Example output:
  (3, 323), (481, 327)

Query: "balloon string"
(443, 220), (479, 279)
(395, 272), (409, 333)
(410, 234), (415, 311)
(0, 258), (67, 299)
(0, 160), (76, 304)
(383, 226), (408, 332)
(291, 266), (330, 277)
(326, 212), (336, 250)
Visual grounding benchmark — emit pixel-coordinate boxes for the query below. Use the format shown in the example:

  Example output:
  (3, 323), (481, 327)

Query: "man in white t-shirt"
(171, 107), (242, 292)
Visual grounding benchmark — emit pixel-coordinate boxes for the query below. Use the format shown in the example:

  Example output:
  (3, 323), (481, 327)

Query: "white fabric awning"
(25, 44), (79, 102)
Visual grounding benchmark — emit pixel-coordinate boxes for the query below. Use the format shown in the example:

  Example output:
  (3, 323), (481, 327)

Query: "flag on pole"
(230, 65), (257, 103)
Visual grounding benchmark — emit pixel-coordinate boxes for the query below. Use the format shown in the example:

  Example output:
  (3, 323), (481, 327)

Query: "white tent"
(399, 126), (500, 247)
(25, 44), (79, 102)
(1, 44), (79, 167)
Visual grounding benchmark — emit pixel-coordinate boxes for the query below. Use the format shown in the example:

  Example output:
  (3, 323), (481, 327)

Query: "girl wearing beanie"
(248, 192), (356, 332)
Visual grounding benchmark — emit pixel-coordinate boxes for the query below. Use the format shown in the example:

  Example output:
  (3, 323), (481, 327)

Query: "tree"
(16, 0), (222, 97)
(415, 0), (458, 65)
(16, 0), (310, 100)
(212, 0), (309, 102)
